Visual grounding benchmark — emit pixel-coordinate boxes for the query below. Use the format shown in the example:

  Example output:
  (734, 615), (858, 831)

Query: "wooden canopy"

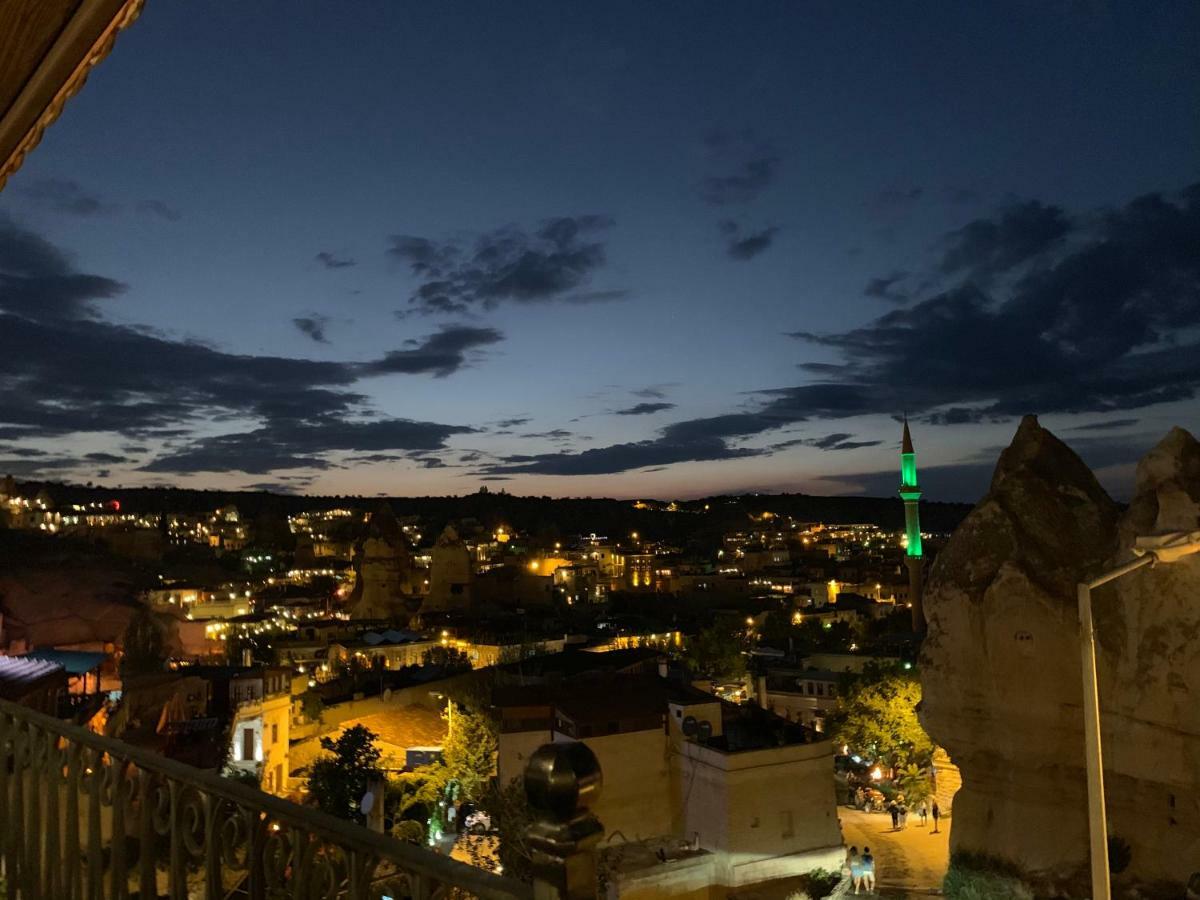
(0, 0), (144, 191)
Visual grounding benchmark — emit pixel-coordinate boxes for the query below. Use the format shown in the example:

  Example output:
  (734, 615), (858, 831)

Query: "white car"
(463, 810), (493, 833)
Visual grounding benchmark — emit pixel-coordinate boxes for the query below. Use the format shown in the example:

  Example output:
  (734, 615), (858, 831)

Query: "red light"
(109, 500), (120, 511)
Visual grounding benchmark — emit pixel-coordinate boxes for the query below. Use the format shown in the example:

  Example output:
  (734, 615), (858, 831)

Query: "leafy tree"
(828, 672), (933, 768)
(442, 706), (497, 802)
(897, 763), (933, 805)
(421, 645), (472, 672)
(477, 776), (534, 881)
(120, 605), (167, 680)
(306, 725), (382, 823)
(683, 622), (747, 682)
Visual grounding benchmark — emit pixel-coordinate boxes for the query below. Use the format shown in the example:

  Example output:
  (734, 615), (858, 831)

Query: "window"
(241, 727), (254, 761)
(828, 685), (837, 698)
(816, 683), (824, 696)
(272, 723), (279, 744)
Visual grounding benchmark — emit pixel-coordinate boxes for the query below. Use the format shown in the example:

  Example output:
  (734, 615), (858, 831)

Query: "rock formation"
(425, 525), (473, 612)
(349, 504), (417, 620)
(920, 416), (1200, 886)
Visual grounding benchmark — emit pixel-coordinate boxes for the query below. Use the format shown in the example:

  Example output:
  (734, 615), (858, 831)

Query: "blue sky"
(1, 2), (1198, 501)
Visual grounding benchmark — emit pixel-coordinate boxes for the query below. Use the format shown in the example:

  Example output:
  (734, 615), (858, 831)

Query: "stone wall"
(919, 417), (1200, 885)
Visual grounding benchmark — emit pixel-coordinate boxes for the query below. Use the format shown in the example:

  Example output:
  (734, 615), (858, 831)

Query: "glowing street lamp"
(1078, 530), (1200, 900)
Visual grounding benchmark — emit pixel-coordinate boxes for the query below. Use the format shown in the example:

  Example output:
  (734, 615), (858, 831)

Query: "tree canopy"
(828, 670), (933, 768)
(307, 725), (383, 823)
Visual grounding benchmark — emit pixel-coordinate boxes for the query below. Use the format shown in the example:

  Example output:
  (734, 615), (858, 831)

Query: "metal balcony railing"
(0, 697), (531, 900)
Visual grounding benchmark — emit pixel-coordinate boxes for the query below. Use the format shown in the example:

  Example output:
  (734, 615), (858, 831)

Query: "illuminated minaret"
(900, 417), (926, 634)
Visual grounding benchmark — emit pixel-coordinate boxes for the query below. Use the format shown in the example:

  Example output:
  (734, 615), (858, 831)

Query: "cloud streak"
(390, 216), (624, 315)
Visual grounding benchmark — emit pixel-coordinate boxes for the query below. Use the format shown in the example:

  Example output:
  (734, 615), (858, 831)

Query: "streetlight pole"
(1077, 530), (1200, 900)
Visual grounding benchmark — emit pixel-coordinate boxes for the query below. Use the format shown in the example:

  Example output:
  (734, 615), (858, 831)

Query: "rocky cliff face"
(919, 416), (1200, 885)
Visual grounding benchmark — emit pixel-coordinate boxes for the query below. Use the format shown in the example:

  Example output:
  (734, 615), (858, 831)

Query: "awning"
(23, 649), (107, 676)
(0, 0), (145, 191)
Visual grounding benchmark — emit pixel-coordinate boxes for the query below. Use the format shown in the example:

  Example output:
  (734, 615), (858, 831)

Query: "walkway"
(838, 807), (949, 896)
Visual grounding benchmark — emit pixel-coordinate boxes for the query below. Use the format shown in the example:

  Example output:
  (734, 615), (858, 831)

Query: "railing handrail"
(0, 696), (531, 899)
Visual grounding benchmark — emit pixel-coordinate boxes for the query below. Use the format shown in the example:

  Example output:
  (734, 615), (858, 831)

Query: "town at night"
(0, 3), (1197, 898)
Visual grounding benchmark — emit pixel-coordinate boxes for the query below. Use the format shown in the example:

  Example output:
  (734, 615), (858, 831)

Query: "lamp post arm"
(1085, 553), (1155, 590)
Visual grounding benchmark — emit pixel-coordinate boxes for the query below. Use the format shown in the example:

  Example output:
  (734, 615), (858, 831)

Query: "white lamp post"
(1078, 529), (1200, 900)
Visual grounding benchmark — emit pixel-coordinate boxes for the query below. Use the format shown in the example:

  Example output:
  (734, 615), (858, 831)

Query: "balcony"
(0, 697), (531, 899)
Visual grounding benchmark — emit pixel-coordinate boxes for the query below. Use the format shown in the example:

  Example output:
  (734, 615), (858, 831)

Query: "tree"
(421, 645), (472, 672)
(442, 706), (497, 802)
(120, 604), (166, 681)
(683, 622), (747, 682)
(306, 725), (382, 823)
(897, 763), (933, 805)
(828, 672), (933, 769)
(478, 776), (534, 881)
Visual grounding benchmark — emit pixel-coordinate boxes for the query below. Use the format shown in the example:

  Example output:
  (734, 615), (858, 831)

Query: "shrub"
(944, 852), (1034, 900)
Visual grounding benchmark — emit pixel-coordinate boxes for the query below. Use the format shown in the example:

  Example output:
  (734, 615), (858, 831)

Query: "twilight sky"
(1, 2), (1198, 502)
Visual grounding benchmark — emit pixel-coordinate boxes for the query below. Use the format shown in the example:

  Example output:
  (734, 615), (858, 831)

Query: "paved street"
(838, 807), (950, 896)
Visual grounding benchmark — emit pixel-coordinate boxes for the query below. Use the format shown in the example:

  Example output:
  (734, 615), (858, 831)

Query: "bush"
(944, 852), (1034, 900)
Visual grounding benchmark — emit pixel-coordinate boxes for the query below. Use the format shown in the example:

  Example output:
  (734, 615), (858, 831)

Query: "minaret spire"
(899, 417), (926, 634)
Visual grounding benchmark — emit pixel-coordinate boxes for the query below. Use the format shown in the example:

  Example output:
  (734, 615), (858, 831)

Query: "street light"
(1078, 529), (1200, 900)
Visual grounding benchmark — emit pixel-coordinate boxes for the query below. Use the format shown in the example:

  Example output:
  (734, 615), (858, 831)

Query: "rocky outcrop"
(920, 417), (1200, 885)
(349, 504), (417, 620)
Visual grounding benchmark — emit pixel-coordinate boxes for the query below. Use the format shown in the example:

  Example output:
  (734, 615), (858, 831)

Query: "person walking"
(846, 845), (863, 894)
(918, 799), (928, 826)
(861, 846), (876, 893)
(898, 804), (908, 829)
(931, 799), (941, 833)
(888, 800), (899, 830)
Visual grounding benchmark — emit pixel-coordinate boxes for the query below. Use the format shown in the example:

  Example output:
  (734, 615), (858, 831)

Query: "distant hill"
(7, 480), (973, 542)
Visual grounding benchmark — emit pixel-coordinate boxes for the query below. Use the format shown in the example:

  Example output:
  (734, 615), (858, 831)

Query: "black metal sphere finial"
(523, 741), (602, 823)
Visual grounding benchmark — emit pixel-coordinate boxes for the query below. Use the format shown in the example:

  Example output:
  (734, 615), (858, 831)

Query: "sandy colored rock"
(919, 416), (1200, 885)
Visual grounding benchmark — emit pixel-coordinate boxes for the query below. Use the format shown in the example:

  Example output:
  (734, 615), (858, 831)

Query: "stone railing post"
(524, 741), (603, 900)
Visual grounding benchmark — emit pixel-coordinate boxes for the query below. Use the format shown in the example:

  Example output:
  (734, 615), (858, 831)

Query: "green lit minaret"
(900, 418), (926, 633)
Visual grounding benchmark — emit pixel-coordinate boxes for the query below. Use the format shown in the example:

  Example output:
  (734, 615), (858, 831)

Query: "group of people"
(888, 797), (941, 832)
(845, 846), (875, 894)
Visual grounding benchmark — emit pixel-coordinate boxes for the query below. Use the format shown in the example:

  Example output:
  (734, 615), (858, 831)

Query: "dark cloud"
(390, 216), (623, 315)
(138, 200), (181, 222)
(17, 180), (180, 221)
(700, 129), (780, 206)
(784, 184), (1200, 425)
(142, 419), (475, 474)
(1068, 418), (1140, 432)
(364, 325), (503, 378)
(293, 315), (331, 344)
(0, 216), (125, 321)
(493, 417), (531, 429)
(483, 435), (761, 477)
(496, 183), (1199, 482)
(83, 452), (128, 464)
(863, 271), (910, 303)
(316, 251), (356, 269)
(771, 433), (881, 452)
(939, 199), (1071, 280)
(19, 178), (112, 216)
(631, 384), (675, 400)
(818, 431), (1158, 501)
(0, 220), (493, 474)
(613, 402), (676, 416)
(808, 432), (881, 451)
(719, 221), (779, 260)
(520, 429), (574, 442)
